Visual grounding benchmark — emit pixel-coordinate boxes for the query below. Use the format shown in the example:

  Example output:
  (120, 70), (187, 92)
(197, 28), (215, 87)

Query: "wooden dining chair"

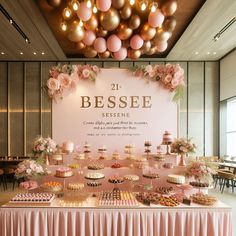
(217, 170), (236, 193)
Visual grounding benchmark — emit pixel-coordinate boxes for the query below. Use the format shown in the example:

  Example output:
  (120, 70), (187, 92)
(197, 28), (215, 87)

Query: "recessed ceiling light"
(20, 52), (23, 55)
(41, 52), (45, 55)
(1, 52), (5, 55)
(9, 19), (13, 24)
(213, 52), (216, 55)
(33, 52), (37, 55)
(207, 52), (210, 55)
(195, 51), (199, 55)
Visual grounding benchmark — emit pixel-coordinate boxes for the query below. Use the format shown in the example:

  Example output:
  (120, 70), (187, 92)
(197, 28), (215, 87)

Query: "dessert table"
(0, 201), (232, 236)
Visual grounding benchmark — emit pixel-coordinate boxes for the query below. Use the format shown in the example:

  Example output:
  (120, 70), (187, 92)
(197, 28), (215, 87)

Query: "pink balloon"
(83, 30), (96, 46)
(130, 35), (143, 50)
(114, 47), (127, 60)
(156, 41), (168, 52)
(107, 34), (121, 52)
(94, 37), (107, 53)
(96, 0), (111, 12)
(148, 9), (165, 28)
(77, 2), (92, 21)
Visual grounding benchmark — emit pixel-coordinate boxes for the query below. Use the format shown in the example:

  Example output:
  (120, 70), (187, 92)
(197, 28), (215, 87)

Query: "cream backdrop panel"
(53, 68), (178, 154)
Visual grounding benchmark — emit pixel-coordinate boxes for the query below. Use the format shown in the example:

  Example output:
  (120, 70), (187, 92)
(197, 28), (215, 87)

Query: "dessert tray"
(9, 193), (55, 206)
(84, 172), (105, 180)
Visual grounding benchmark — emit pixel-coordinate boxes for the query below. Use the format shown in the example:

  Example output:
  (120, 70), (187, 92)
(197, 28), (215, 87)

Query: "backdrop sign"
(53, 68), (178, 154)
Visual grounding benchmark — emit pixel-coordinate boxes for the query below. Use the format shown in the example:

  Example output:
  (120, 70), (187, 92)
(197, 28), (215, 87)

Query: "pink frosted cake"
(56, 167), (73, 177)
(162, 131), (173, 144)
(62, 141), (74, 153)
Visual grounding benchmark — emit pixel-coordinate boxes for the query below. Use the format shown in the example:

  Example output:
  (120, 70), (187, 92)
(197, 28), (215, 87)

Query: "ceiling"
(0, 0), (235, 61)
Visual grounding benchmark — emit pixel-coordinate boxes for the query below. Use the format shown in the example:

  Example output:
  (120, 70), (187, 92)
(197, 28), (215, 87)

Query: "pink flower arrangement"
(185, 161), (215, 182)
(132, 64), (185, 101)
(44, 64), (101, 100)
(15, 160), (48, 179)
(32, 136), (57, 155)
(171, 138), (196, 154)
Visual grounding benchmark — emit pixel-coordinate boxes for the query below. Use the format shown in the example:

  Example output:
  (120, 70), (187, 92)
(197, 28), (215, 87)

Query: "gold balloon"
(84, 14), (98, 31)
(128, 49), (141, 59)
(96, 27), (108, 37)
(163, 16), (177, 32)
(100, 8), (120, 31)
(153, 28), (172, 44)
(46, 0), (61, 7)
(141, 41), (151, 54)
(140, 23), (156, 41)
(129, 15), (141, 30)
(76, 41), (85, 50)
(120, 4), (132, 20)
(83, 46), (97, 58)
(145, 47), (157, 55)
(98, 51), (111, 58)
(112, 0), (125, 9)
(162, 0), (177, 16)
(117, 23), (133, 40)
(67, 21), (85, 42)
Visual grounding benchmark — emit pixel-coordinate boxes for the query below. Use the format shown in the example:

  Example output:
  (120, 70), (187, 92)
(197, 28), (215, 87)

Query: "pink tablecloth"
(0, 205), (232, 236)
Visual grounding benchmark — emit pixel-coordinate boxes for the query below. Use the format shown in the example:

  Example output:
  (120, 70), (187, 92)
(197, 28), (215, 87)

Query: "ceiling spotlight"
(1, 52), (5, 55)
(93, 6), (97, 13)
(9, 19), (13, 24)
(33, 52), (37, 55)
(141, 2), (147, 11)
(130, 0), (135, 5)
(86, 0), (92, 8)
(213, 52), (216, 55)
(41, 52), (45, 55)
(195, 51), (199, 55)
(20, 52), (23, 55)
(62, 7), (72, 20)
(60, 21), (67, 31)
(71, 0), (79, 11)
(207, 52), (210, 55)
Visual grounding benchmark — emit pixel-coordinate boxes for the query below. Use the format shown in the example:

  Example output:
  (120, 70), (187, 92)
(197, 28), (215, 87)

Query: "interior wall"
(0, 61), (219, 157)
(220, 49), (236, 101)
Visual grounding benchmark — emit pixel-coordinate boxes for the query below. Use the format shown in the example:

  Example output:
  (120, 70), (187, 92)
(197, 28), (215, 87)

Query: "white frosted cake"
(85, 172), (105, 180)
(167, 174), (185, 184)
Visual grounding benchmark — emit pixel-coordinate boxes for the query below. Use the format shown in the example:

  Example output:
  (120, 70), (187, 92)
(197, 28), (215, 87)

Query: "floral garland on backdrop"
(43, 63), (185, 101)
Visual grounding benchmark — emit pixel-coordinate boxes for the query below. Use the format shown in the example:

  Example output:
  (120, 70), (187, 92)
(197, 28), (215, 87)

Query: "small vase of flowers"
(171, 138), (196, 166)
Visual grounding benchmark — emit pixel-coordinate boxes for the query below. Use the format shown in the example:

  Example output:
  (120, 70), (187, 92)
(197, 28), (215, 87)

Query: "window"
(226, 98), (236, 156)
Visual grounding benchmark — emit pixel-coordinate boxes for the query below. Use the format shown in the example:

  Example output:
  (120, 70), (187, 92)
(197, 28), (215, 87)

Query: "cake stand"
(54, 174), (73, 190)
(108, 178), (124, 191)
(142, 173), (160, 190)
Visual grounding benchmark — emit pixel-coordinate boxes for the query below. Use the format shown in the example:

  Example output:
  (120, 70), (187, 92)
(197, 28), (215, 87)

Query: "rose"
(92, 65), (99, 73)
(163, 75), (172, 84)
(49, 69), (59, 78)
(58, 73), (71, 88)
(82, 69), (90, 79)
(145, 65), (153, 73)
(47, 78), (60, 90)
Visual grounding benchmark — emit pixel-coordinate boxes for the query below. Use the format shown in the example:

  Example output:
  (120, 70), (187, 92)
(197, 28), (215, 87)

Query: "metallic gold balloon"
(153, 28), (172, 44)
(117, 23), (133, 40)
(100, 8), (120, 31)
(76, 41), (85, 50)
(141, 41), (151, 54)
(162, 0), (177, 16)
(67, 21), (85, 42)
(83, 46), (97, 58)
(163, 16), (177, 32)
(120, 4), (132, 20)
(129, 15), (141, 30)
(128, 49), (141, 59)
(84, 14), (98, 31)
(145, 47), (157, 55)
(112, 0), (125, 9)
(140, 23), (156, 41)
(46, 0), (61, 7)
(98, 51), (111, 58)
(96, 27), (108, 37)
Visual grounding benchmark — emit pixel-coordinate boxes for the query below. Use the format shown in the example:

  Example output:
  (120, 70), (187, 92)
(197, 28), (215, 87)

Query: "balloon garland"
(46, 0), (178, 60)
